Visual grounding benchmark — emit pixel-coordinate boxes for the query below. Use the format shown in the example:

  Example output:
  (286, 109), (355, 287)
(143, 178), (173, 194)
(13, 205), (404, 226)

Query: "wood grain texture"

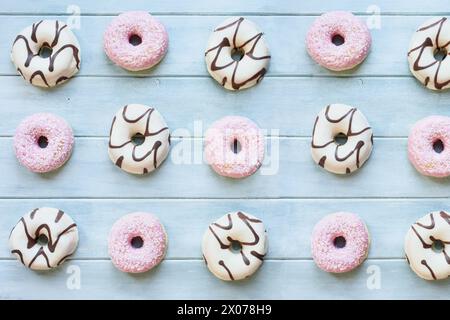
(0, 76), (448, 138)
(1, 260), (448, 300)
(0, 1), (449, 300)
(1, 0), (449, 15)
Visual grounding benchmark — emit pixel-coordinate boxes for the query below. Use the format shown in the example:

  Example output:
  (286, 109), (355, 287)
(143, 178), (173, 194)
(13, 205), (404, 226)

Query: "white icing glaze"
(205, 17), (270, 91)
(11, 20), (81, 88)
(108, 104), (171, 175)
(202, 211), (267, 281)
(408, 17), (450, 90)
(311, 104), (373, 174)
(404, 211), (450, 280)
(9, 207), (78, 271)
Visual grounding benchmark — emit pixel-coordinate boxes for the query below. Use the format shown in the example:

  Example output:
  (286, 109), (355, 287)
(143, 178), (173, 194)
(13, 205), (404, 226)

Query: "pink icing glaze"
(13, 113), (74, 173)
(311, 212), (370, 273)
(408, 116), (450, 177)
(204, 116), (265, 179)
(108, 212), (167, 273)
(103, 11), (169, 71)
(306, 11), (371, 71)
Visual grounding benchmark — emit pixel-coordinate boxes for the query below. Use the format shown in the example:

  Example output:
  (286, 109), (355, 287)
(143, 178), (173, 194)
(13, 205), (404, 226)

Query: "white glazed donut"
(108, 104), (171, 175)
(202, 211), (267, 281)
(11, 20), (81, 88)
(205, 17), (270, 91)
(311, 104), (373, 174)
(404, 211), (450, 280)
(408, 17), (450, 90)
(9, 207), (78, 270)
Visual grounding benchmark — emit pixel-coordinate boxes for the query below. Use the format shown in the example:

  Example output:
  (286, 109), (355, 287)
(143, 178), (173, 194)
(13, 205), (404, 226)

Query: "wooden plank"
(0, 137), (448, 198)
(1, 259), (447, 300)
(0, 15), (426, 77)
(1, 198), (436, 259)
(0, 76), (446, 138)
(0, 0), (448, 15)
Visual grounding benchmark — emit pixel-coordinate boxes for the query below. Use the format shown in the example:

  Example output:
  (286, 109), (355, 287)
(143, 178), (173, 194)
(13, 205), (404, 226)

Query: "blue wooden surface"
(0, 1), (449, 299)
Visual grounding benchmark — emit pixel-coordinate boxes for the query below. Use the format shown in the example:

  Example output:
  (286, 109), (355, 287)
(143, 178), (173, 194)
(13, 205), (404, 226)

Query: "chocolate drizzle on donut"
(9, 208), (78, 270)
(408, 17), (450, 89)
(219, 260), (234, 280)
(207, 212), (265, 281)
(411, 225), (432, 249)
(30, 20), (43, 42)
(407, 211), (450, 280)
(205, 17), (270, 90)
(12, 20), (81, 87)
(441, 211), (450, 224)
(30, 208), (39, 219)
(250, 250), (265, 260)
(109, 105), (169, 170)
(311, 105), (372, 173)
(213, 214), (233, 230)
(29, 70), (50, 87)
(11, 250), (25, 265)
(318, 156), (327, 168)
(57, 253), (73, 266)
(416, 213), (435, 229)
(51, 20), (67, 47)
(421, 259), (437, 280)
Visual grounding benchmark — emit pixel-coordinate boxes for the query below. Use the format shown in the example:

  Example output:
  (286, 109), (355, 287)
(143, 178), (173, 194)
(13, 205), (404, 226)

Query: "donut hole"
(37, 136), (49, 148)
(231, 48), (245, 61)
(333, 236), (347, 249)
(433, 48), (448, 61)
(331, 34), (345, 46)
(432, 239), (445, 253)
(231, 139), (242, 154)
(129, 34), (142, 46)
(131, 133), (145, 146)
(38, 45), (53, 58)
(334, 133), (348, 146)
(230, 240), (242, 253)
(433, 139), (444, 153)
(131, 236), (144, 249)
(37, 234), (49, 246)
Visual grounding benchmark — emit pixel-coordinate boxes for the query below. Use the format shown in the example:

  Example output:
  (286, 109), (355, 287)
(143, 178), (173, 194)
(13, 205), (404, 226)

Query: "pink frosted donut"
(311, 212), (370, 273)
(13, 113), (74, 173)
(204, 116), (265, 179)
(306, 11), (371, 71)
(408, 116), (450, 178)
(103, 11), (169, 71)
(108, 212), (167, 273)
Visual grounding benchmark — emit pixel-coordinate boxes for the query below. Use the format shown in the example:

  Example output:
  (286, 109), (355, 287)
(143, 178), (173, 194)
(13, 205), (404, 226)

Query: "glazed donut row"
(9, 207), (449, 281)
(12, 104), (450, 179)
(10, 12), (450, 91)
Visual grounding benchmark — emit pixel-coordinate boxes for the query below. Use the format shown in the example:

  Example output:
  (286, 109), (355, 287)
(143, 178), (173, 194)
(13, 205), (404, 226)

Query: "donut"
(202, 211), (267, 281)
(311, 104), (373, 174)
(404, 211), (450, 280)
(311, 212), (370, 273)
(205, 17), (270, 91)
(408, 17), (450, 90)
(103, 11), (169, 71)
(9, 207), (78, 270)
(306, 11), (371, 71)
(108, 104), (171, 175)
(408, 116), (450, 178)
(14, 113), (74, 173)
(204, 116), (265, 179)
(108, 212), (167, 273)
(11, 20), (80, 87)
